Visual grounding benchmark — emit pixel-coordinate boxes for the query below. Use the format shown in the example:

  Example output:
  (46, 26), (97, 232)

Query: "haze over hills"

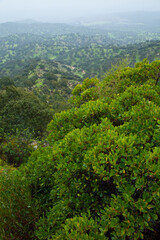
(0, 11), (160, 37)
(0, 22), (95, 37)
(76, 11), (160, 26)
(0, 0), (160, 23)
(0, 1), (160, 239)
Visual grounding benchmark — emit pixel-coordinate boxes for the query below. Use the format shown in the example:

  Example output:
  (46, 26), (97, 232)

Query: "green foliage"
(52, 215), (105, 240)
(0, 130), (34, 167)
(0, 86), (53, 137)
(0, 169), (38, 240)
(21, 146), (55, 211)
(47, 99), (111, 143)
(0, 32), (160, 82)
(0, 77), (15, 89)
(0, 22), (160, 239)
(69, 78), (99, 107)
(17, 59), (160, 239)
(120, 59), (160, 85)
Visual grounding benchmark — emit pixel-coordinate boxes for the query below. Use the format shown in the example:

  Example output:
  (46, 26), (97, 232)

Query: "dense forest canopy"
(0, 17), (160, 239)
(0, 59), (160, 239)
(0, 28), (159, 124)
(0, 32), (159, 81)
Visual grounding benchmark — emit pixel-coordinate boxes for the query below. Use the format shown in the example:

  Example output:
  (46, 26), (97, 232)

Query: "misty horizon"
(0, 0), (160, 23)
(0, 11), (160, 26)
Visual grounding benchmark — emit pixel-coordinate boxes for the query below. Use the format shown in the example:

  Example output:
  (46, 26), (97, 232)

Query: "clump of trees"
(0, 85), (53, 167)
(0, 169), (39, 240)
(0, 86), (53, 136)
(0, 59), (160, 239)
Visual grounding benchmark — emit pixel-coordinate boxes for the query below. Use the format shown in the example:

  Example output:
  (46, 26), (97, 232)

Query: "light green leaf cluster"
(22, 60), (160, 239)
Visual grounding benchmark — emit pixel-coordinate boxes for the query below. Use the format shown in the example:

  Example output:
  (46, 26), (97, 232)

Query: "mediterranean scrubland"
(0, 59), (160, 239)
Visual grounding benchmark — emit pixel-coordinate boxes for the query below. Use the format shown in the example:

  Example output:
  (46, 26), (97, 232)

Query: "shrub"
(23, 60), (160, 239)
(0, 169), (38, 240)
(0, 130), (34, 167)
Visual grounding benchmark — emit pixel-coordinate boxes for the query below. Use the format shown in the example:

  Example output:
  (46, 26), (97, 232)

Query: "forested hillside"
(0, 58), (82, 109)
(0, 33), (160, 79)
(0, 17), (160, 239)
(0, 32), (159, 122)
(0, 22), (105, 37)
(0, 59), (160, 239)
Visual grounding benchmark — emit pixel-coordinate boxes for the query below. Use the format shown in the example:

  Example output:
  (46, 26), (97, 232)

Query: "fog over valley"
(0, 0), (160, 23)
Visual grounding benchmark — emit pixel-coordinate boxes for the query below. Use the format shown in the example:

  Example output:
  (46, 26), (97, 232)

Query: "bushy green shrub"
(21, 146), (55, 211)
(22, 60), (160, 239)
(69, 78), (99, 107)
(52, 215), (105, 240)
(0, 169), (38, 240)
(0, 86), (53, 137)
(0, 130), (34, 167)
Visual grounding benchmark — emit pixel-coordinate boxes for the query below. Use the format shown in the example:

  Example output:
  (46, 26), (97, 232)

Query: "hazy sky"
(0, 0), (160, 22)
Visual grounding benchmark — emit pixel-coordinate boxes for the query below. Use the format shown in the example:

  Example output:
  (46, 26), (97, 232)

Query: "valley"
(0, 14), (160, 240)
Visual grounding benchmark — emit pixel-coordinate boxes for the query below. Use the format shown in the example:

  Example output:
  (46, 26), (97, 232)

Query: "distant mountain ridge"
(0, 11), (160, 37)
(76, 11), (160, 26)
(0, 22), (108, 37)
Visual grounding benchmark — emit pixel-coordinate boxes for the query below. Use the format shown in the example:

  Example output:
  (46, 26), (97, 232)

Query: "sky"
(0, 0), (160, 23)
